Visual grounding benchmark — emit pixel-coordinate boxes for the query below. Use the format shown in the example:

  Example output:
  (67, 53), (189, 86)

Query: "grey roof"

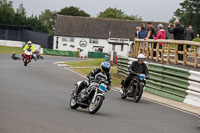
(54, 15), (171, 41)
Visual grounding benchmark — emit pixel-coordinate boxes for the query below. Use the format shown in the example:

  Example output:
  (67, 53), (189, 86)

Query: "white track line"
(64, 67), (199, 117)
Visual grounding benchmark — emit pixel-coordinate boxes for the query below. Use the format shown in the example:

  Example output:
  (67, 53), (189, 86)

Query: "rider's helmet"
(137, 54), (145, 61)
(27, 41), (32, 46)
(100, 62), (111, 73)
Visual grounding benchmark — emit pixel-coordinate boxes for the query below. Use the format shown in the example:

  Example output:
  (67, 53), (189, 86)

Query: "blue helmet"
(100, 62), (111, 73)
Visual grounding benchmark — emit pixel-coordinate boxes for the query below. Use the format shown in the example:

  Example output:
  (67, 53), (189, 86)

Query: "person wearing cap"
(122, 54), (149, 90)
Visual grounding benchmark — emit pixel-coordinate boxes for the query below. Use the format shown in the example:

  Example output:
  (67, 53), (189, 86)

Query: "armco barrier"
(117, 57), (200, 106)
(43, 48), (78, 57)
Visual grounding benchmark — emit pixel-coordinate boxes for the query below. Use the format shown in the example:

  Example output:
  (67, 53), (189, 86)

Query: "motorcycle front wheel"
(70, 97), (79, 109)
(88, 95), (103, 114)
(133, 86), (143, 103)
(24, 58), (28, 66)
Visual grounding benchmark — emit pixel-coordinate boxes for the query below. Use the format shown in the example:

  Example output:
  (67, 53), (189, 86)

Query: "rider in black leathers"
(76, 62), (112, 94)
(123, 54), (149, 90)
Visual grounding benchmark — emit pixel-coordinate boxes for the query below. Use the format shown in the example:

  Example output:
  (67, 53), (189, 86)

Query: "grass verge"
(0, 46), (23, 54)
(65, 58), (125, 88)
(64, 58), (105, 67)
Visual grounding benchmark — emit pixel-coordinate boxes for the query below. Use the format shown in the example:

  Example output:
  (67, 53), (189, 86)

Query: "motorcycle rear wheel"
(88, 95), (103, 114)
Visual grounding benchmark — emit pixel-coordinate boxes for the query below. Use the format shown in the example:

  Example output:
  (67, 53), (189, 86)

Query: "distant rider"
(76, 62), (112, 95)
(122, 54), (149, 91)
(23, 41), (35, 53)
(22, 41), (35, 64)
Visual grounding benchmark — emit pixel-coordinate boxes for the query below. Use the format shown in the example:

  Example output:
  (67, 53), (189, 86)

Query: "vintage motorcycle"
(70, 72), (108, 114)
(120, 74), (146, 102)
(23, 48), (33, 66)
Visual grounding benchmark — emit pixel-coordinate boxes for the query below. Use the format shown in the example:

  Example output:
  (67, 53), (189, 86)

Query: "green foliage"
(58, 6), (90, 17)
(0, 0), (15, 24)
(193, 37), (200, 42)
(39, 9), (57, 35)
(173, 0), (200, 34)
(97, 7), (142, 21)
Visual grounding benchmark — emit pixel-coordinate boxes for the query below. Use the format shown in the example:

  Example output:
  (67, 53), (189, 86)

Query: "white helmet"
(27, 41), (32, 45)
(137, 54), (145, 61)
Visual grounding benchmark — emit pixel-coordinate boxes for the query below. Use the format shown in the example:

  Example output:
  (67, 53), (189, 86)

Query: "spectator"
(135, 26), (141, 39)
(153, 24), (166, 57)
(138, 26), (148, 48)
(145, 22), (157, 57)
(185, 25), (194, 52)
(168, 19), (185, 61)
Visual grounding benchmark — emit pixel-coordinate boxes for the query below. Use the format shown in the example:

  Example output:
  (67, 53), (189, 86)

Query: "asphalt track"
(0, 54), (199, 133)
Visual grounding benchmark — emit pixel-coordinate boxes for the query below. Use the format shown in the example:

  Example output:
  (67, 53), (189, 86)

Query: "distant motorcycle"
(70, 72), (108, 114)
(120, 74), (146, 102)
(23, 48), (32, 66)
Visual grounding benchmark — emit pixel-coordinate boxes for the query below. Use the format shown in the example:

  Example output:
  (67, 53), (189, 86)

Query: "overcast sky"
(13, 0), (184, 22)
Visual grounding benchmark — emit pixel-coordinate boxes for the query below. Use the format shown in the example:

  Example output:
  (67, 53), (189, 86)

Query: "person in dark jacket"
(185, 25), (195, 51)
(145, 22), (157, 57)
(122, 54), (149, 90)
(168, 20), (185, 60)
(76, 62), (112, 94)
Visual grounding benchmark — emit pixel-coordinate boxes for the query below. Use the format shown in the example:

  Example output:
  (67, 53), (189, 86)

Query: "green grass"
(0, 46), (23, 54)
(64, 58), (105, 67)
(66, 58), (125, 87)
(193, 38), (200, 42)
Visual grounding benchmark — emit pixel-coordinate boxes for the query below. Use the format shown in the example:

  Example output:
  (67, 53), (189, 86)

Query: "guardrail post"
(161, 44), (164, 63)
(183, 44), (186, 65)
(194, 46), (198, 68)
(174, 44), (178, 64)
(167, 44), (170, 64)
(156, 43), (159, 62)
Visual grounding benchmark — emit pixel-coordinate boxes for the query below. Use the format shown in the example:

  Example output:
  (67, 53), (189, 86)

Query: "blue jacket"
(138, 30), (148, 39)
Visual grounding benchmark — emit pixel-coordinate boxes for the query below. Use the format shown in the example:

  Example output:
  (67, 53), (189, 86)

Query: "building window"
(121, 45), (124, 51)
(62, 37), (74, 42)
(89, 38), (98, 44)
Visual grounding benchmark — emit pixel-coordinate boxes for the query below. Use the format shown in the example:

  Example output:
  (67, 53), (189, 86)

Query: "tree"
(173, 0), (200, 34)
(97, 7), (142, 21)
(0, 0), (15, 24)
(39, 9), (57, 35)
(14, 3), (26, 25)
(58, 6), (90, 17)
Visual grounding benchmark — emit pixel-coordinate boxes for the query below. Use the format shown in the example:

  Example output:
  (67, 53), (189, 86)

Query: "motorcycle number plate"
(99, 83), (107, 92)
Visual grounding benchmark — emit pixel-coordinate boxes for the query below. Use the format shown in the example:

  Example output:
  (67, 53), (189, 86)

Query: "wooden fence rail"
(133, 39), (200, 68)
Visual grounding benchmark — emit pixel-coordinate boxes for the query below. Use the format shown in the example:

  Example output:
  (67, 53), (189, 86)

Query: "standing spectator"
(138, 25), (148, 48)
(168, 19), (185, 61)
(185, 25), (194, 52)
(145, 22), (157, 56)
(135, 26), (141, 39)
(153, 24), (166, 57)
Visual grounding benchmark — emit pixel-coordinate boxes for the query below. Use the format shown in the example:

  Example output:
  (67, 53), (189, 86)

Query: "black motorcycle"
(120, 74), (146, 102)
(70, 72), (108, 114)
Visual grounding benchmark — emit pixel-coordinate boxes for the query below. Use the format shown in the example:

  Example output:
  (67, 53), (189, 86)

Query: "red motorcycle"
(23, 48), (33, 66)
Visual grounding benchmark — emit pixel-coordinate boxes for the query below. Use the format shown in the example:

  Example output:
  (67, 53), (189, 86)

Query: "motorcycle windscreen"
(99, 83), (107, 92)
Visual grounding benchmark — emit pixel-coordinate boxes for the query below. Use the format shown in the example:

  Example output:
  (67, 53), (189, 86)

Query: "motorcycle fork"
(91, 88), (97, 104)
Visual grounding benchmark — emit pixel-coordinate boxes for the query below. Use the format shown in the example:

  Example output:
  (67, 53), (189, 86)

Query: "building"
(53, 15), (169, 60)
